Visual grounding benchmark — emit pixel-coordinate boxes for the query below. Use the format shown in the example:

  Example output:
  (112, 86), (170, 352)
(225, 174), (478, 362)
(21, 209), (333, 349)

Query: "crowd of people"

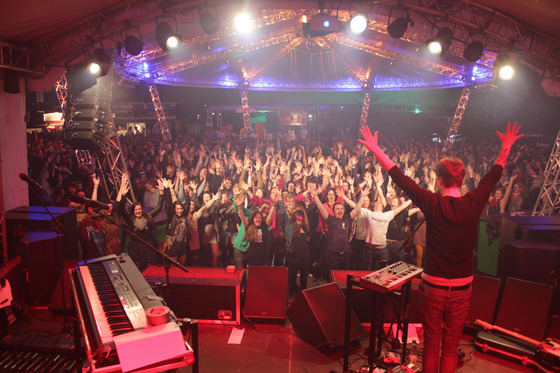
(25, 123), (548, 292)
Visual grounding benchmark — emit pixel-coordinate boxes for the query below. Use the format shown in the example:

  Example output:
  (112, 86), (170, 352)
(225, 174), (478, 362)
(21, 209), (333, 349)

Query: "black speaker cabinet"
(48, 260), (80, 313)
(503, 240), (560, 285)
(464, 275), (501, 331)
(287, 283), (366, 353)
(243, 266), (288, 324)
(3, 69), (20, 94)
(6, 206), (79, 260)
(495, 278), (553, 340)
(20, 231), (66, 306)
(143, 266), (245, 325)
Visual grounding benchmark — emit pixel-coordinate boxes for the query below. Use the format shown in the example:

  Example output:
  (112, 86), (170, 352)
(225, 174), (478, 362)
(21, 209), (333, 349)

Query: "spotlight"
(199, 11), (220, 35)
(235, 13), (253, 34)
(303, 13), (341, 37)
(427, 27), (453, 55)
(124, 35), (143, 56)
(88, 48), (110, 77)
(349, 14), (368, 34)
(155, 22), (181, 51)
(494, 54), (516, 80)
(387, 17), (410, 39)
(463, 40), (484, 62)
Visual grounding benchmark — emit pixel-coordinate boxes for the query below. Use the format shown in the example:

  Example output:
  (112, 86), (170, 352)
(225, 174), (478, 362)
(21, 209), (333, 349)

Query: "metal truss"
(359, 90), (372, 128)
(0, 42), (47, 75)
(533, 129), (560, 216)
(54, 74), (69, 119)
(245, 37), (304, 84)
(332, 35), (490, 83)
(148, 84), (172, 142)
(127, 31), (300, 79)
(240, 89), (251, 135)
(442, 85), (473, 151)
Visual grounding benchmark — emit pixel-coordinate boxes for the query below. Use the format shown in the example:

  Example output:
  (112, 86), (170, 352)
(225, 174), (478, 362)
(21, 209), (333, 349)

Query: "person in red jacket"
(359, 122), (523, 373)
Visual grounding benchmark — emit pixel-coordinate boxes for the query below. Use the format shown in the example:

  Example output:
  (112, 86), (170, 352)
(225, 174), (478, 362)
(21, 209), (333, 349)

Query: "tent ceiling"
(1, 0), (559, 92)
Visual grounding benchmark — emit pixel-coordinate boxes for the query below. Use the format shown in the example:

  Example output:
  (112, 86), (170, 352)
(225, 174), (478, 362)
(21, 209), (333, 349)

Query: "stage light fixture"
(427, 27), (453, 55)
(349, 14), (368, 34)
(87, 48), (110, 77)
(303, 13), (341, 37)
(199, 11), (220, 35)
(463, 40), (484, 62)
(235, 13), (253, 34)
(124, 35), (143, 56)
(155, 22), (181, 51)
(494, 54), (516, 80)
(387, 17), (410, 39)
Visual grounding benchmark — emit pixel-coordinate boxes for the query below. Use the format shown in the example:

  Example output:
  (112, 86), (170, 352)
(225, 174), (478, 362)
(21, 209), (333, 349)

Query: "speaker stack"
(243, 266), (289, 324)
(62, 95), (110, 152)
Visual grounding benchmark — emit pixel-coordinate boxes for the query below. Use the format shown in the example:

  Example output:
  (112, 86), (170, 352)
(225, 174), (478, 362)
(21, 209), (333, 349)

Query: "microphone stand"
(98, 210), (188, 296)
(27, 186), (71, 332)
(398, 218), (425, 263)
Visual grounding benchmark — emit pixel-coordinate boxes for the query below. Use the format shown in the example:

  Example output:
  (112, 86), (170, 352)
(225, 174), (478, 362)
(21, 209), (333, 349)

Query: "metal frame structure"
(56, 69), (134, 202)
(442, 84), (474, 151)
(240, 88), (251, 135)
(532, 129), (560, 216)
(148, 84), (172, 142)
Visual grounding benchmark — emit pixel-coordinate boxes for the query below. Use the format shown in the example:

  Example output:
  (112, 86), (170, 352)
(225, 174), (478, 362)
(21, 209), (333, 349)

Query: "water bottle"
(409, 339), (418, 365)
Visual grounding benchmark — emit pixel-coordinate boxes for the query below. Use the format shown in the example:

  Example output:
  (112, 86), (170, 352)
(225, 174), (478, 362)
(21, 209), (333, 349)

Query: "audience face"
(326, 189), (336, 204)
(252, 212), (263, 226)
(134, 204), (143, 218)
(175, 203), (184, 217)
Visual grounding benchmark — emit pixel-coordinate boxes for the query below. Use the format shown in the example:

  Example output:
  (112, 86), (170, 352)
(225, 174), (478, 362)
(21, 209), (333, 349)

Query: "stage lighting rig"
(302, 13), (341, 38)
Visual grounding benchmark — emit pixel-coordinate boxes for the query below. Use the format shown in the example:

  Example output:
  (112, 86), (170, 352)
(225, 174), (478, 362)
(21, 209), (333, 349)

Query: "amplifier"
(142, 266), (245, 325)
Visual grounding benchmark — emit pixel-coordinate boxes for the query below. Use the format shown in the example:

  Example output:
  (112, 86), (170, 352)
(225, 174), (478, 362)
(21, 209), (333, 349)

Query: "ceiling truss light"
(156, 22), (182, 51)
(88, 48), (111, 77)
(427, 27), (453, 55)
(235, 13), (253, 34)
(387, 17), (410, 39)
(494, 54), (516, 80)
(199, 10), (220, 35)
(349, 14), (368, 34)
(124, 35), (143, 56)
(463, 40), (484, 62)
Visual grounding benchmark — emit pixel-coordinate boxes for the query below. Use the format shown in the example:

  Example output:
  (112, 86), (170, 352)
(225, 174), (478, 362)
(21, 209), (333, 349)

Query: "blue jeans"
(364, 247), (388, 271)
(420, 282), (472, 373)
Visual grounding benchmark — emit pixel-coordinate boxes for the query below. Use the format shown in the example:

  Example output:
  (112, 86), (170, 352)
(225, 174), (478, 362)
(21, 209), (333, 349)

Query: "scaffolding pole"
(240, 88), (251, 135)
(533, 129), (560, 216)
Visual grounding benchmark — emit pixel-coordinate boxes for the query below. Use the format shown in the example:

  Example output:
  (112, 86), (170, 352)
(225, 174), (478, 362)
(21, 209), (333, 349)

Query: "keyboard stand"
(342, 274), (414, 372)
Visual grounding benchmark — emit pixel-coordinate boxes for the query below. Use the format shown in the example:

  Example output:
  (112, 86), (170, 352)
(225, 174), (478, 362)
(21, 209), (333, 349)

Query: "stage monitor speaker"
(464, 275), (501, 331)
(49, 260), (80, 313)
(503, 240), (560, 285)
(3, 70), (20, 94)
(243, 266), (288, 324)
(495, 278), (553, 340)
(20, 231), (65, 306)
(142, 266), (245, 325)
(287, 282), (366, 353)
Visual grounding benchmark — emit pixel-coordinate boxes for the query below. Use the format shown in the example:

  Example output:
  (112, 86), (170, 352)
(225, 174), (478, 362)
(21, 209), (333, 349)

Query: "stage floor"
(0, 275), (558, 373)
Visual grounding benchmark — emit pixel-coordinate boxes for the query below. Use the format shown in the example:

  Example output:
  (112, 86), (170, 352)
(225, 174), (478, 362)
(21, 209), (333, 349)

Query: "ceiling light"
(427, 27), (453, 55)
(124, 35), (143, 56)
(387, 17), (410, 39)
(235, 13), (253, 34)
(494, 54), (516, 80)
(463, 40), (484, 62)
(350, 14), (368, 34)
(87, 48), (110, 77)
(199, 11), (220, 35)
(155, 22), (181, 51)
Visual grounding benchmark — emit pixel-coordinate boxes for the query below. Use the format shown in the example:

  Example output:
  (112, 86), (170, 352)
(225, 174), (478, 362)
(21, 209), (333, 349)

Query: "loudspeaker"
(464, 275), (501, 330)
(243, 266), (288, 324)
(504, 240), (560, 285)
(20, 231), (65, 306)
(495, 278), (553, 340)
(331, 270), (373, 324)
(287, 283), (366, 353)
(143, 266), (245, 325)
(6, 206), (79, 260)
(3, 70), (20, 94)
(48, 260), (80, 313)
